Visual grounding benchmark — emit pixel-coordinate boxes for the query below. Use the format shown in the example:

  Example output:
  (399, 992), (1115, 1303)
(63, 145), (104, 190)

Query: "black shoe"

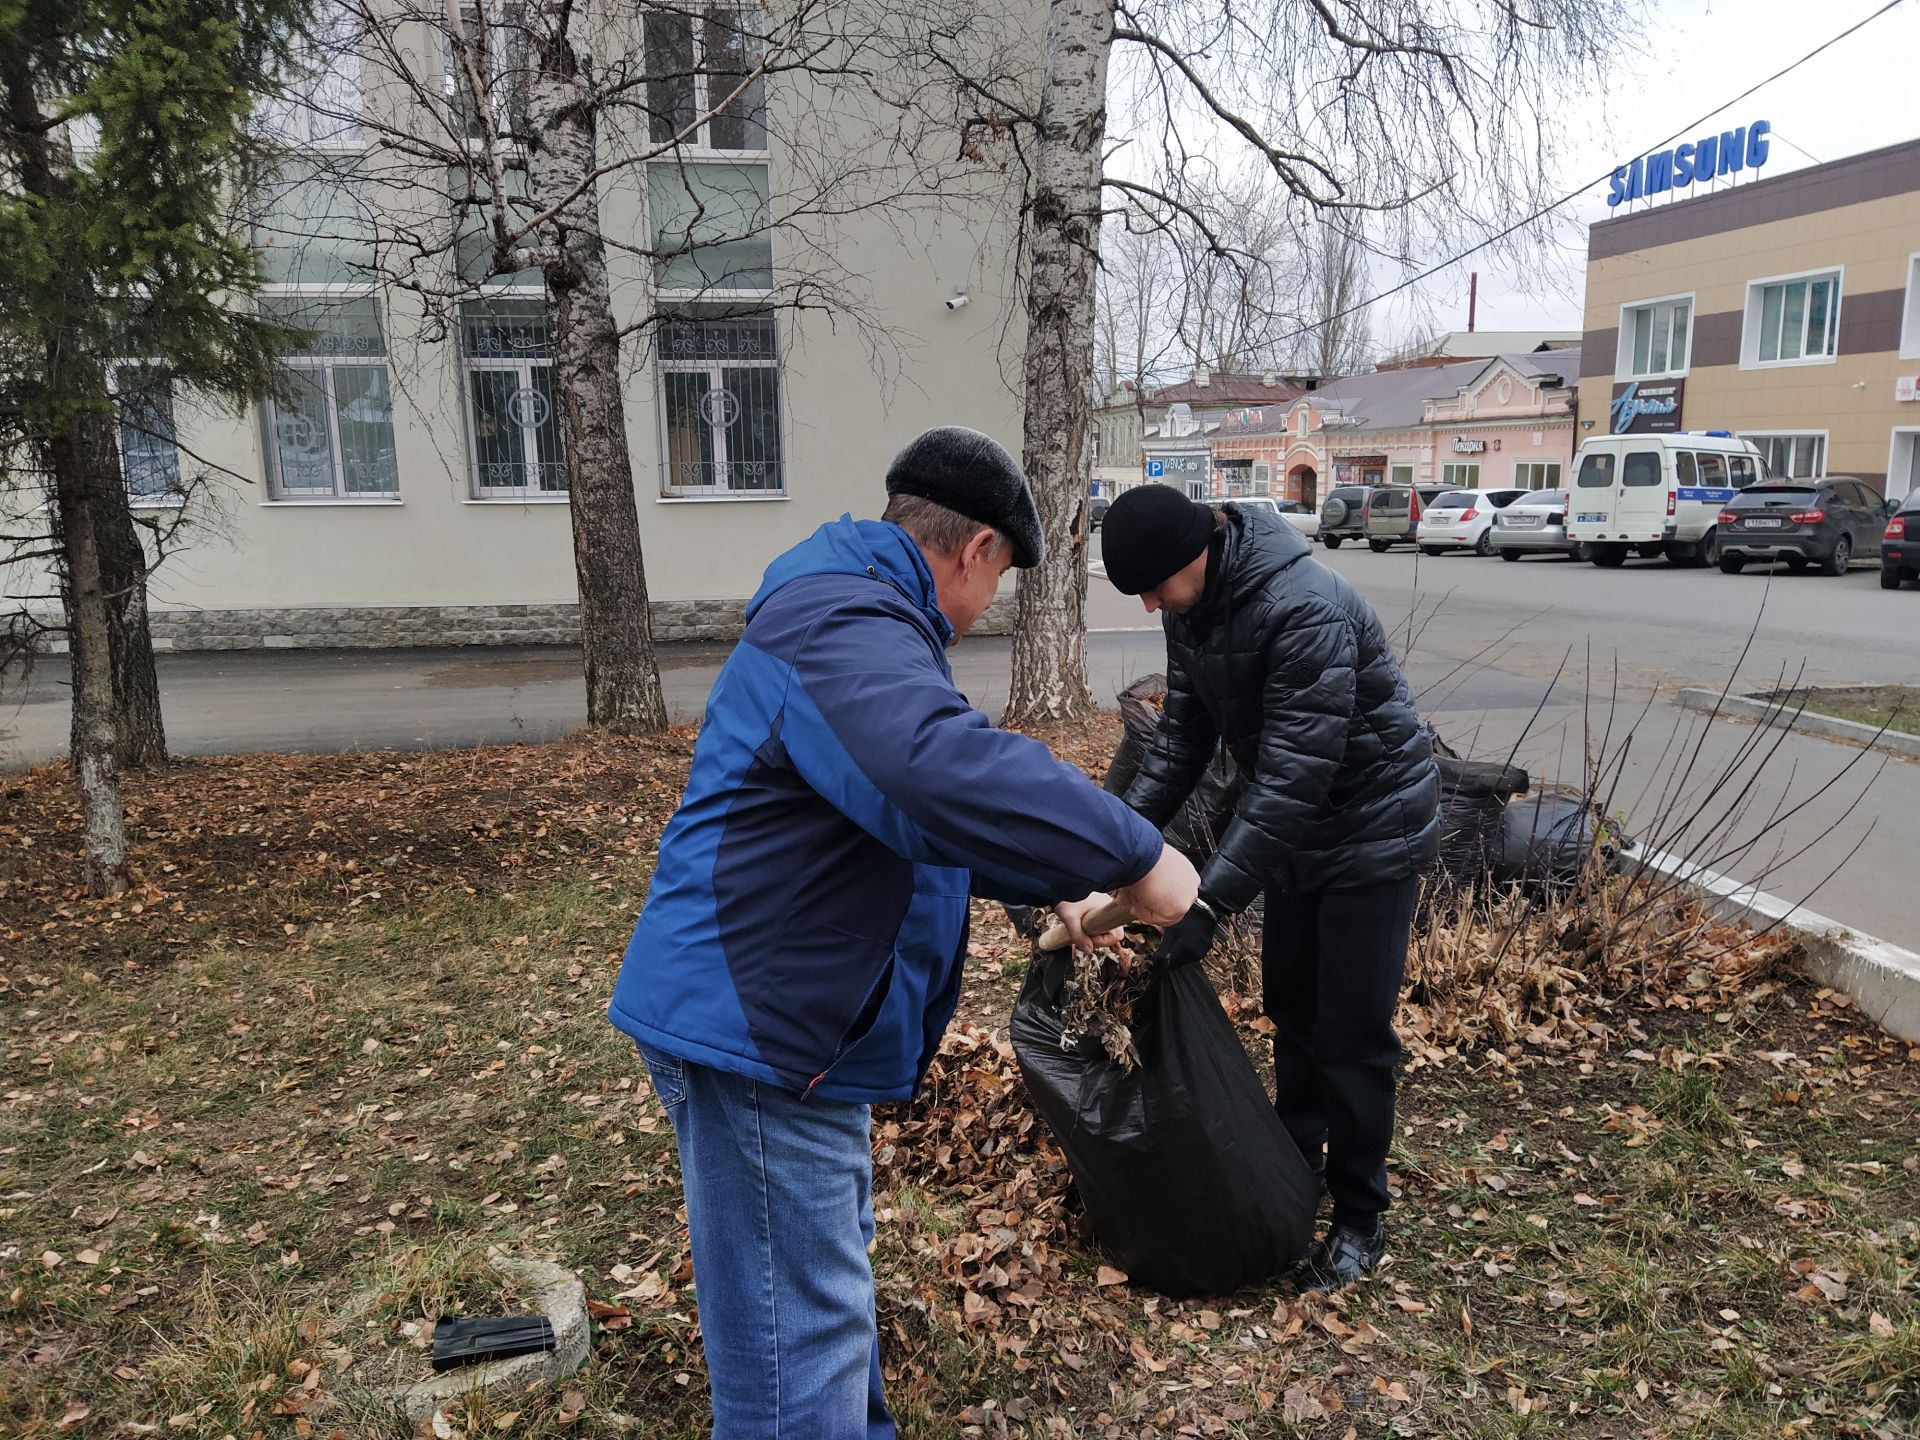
(1297, 1222), (1385, 1293)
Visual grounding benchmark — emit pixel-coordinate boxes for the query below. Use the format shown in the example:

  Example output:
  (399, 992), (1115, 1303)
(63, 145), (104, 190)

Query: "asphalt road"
(6, 538), (1918, 945)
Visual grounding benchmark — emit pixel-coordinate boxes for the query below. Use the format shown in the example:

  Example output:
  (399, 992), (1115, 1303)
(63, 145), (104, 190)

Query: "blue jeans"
(639, 1043), (895, 1440)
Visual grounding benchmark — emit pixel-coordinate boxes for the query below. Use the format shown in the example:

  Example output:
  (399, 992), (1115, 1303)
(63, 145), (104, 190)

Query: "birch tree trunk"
(1004, 0), (1112, 725)
(49, 417), (132, 897)
(525, 5), (668, 733)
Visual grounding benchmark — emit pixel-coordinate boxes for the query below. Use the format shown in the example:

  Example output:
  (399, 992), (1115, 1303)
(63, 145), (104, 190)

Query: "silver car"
(1490, 489), (1588, 561)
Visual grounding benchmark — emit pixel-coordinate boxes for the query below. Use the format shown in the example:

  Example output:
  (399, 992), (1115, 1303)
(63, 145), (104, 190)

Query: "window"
(1576, 451), (1615, 488)
(1514, 461), (1561, 490)
(1617, 296), (1692, 379)
(1694, 452), (1729, 489)
(1903, 255), (1920, 359)
(258, 2), (363, 146)
(1251, 463), (1271, 496)
(1730, 453), (1758, 488)
(649, 162), (773, 293)
(260, 296), (399, 498)
(254, 157), (375, 286)
(644, 7), (767, 152)
(452, 166), (540, 286)
(1744, 270), (1841, 366)
(112, 365), (182, 504)
(461, 297), (568, 497)
(1388, 463), (1414, 486)
(447, 2), (532, 141)
(657, 309), (782, 495)
(1742, 432), (1827, 480)
(1440, 461), (1480, 488)
(1622, 451), (1662, 487)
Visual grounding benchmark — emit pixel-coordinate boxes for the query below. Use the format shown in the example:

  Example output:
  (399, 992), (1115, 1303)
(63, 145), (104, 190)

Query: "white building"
(7, 2), (1035, 649)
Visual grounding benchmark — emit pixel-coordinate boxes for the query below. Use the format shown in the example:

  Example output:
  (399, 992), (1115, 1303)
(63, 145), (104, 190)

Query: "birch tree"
(988, 0), (1631, 723)
(296, 0), (997, 733)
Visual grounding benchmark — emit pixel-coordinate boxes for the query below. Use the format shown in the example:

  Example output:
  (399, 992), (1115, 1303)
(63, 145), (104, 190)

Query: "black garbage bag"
(1494, 788), (1631, 892)
(1010, 949), (1316, 1297)
(1429, 735), (1530, 890)
(1105, 674), (1243, 864)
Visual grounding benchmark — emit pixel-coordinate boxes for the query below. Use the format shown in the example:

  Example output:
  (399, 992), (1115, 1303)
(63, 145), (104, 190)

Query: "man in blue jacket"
(609, 427), (1198, 1440)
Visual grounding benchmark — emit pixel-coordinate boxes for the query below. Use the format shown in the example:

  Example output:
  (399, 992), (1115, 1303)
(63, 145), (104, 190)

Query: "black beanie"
(1101, 484), (1215, 594)
(884, 427), (1045, 569)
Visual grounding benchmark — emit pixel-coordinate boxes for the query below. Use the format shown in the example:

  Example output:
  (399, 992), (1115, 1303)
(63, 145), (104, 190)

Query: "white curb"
(1676, 687), (1920, 760)
(1626, 842), (1920, 1044)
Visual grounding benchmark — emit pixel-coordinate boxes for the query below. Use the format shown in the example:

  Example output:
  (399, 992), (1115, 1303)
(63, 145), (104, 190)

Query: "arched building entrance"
(1289, 465), (1318, 508)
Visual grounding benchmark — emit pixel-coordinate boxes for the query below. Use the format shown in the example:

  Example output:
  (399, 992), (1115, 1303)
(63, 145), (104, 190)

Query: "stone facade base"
(133, 591), (1018, 652)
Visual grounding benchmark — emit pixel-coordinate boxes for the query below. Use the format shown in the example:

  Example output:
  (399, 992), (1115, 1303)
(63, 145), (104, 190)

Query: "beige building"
(1577, 137), (1920, 497)
(5, 4), (1033, 650)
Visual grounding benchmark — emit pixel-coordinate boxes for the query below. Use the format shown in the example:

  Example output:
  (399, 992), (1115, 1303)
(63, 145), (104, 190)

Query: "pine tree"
(1, 0), (310, 892)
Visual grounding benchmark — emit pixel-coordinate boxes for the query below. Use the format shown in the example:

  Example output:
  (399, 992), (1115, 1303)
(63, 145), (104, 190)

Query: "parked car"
(1318, 485), (1371, 548)
(1567, 431), (1765, 567)
(1363, 484), (1447, 551)
(1490, 489), (1587, 561)
(1416, 487), (1528, 556)
(1089, 494), (1110, 531)
(1881, 490), (1920, 589)
(1716, 478), (1890, 576)
(1238, 496), (1321, 537)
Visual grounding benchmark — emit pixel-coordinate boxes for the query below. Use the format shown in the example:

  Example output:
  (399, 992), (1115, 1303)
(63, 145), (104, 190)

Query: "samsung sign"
(1606, 120), (1771, 207)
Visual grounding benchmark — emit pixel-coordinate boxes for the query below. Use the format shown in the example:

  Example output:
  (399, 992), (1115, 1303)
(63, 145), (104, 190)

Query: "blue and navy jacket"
(608, 516), (1163, 1104)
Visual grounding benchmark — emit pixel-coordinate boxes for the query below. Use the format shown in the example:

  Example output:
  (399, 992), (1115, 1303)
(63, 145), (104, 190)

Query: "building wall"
(1576, 139), (1920, 495)
(2, 4), (1037, 650)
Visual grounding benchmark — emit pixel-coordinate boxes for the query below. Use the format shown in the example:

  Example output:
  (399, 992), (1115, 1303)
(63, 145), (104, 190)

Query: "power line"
(1202, 0), (1908, 370)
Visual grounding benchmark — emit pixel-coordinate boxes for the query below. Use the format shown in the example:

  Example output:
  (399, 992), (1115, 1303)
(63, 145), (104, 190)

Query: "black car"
(1089, 494), (1111, 531)
(1318, 485), (1371, 548)
(1717, 478), (1890, 576)
(1882, 489), (1920, 589)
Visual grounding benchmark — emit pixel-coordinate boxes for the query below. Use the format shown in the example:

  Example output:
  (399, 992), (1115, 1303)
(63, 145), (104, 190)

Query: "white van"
(1565, 431), (1767, 567)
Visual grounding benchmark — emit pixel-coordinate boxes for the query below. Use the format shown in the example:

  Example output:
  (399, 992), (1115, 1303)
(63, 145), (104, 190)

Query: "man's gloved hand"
(1150, 902), (1219, 973)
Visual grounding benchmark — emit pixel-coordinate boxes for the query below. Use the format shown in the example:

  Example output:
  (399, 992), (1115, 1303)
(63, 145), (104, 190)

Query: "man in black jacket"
(1058, 486), (1439, 1290)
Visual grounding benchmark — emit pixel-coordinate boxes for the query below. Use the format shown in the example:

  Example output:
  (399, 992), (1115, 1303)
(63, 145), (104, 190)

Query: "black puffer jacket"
(1122, 505), (1439, 906)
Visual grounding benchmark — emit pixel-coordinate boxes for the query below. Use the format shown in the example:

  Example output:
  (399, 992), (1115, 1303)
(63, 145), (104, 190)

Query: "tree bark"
(526, 3), (668, 733)
(76, 470), (168, 769)
(49, 417), (133, 898)
(1005, 0), (1112, 725)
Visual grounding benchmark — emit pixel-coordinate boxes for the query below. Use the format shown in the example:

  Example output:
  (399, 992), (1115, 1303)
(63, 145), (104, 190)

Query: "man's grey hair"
(882, 493), (1009, 561)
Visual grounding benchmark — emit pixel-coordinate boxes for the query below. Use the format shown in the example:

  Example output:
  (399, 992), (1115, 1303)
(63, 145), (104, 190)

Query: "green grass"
(1765, 684), (1920, 736)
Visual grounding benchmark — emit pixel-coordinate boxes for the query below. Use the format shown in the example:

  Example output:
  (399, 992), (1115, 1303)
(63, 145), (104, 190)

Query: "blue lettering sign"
(1606, 119), (1770, 207)
(1609, 381), (1681, 433)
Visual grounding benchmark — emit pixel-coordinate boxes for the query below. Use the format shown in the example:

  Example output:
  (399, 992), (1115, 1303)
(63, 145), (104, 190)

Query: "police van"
(1565, 431), (1768, 567)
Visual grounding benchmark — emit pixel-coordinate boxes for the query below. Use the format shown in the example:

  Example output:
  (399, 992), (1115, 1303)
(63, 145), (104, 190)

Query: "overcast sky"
(1372, 0), (1920, 345)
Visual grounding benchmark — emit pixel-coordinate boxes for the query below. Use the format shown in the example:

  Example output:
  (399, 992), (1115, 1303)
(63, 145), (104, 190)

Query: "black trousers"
(1261, 876), (1419, 1233)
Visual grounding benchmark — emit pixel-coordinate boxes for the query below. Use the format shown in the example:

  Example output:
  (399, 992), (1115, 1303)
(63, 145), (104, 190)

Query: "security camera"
(944, 290), (970, 311)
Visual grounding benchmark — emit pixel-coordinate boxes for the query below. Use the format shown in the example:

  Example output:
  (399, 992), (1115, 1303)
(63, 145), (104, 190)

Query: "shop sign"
(1607, 120), (1770, 208)
(1609, 378), (1685, 434)
(1451, 437), (1486, 454)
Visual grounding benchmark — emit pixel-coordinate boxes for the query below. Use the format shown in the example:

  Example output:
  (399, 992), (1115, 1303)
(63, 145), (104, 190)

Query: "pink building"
(1209, 350), (1580, 502)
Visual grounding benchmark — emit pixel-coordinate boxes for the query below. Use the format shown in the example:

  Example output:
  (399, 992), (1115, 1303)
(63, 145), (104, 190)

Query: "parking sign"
(1145, 459), (1165, 478)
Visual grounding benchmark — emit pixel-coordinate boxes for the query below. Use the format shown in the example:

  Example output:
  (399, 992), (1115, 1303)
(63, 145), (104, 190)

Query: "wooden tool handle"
(1036, 897), (1135, 953)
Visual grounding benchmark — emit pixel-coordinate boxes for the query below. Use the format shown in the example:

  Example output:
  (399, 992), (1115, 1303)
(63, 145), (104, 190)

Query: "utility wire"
(1184, 0), (1908, 372)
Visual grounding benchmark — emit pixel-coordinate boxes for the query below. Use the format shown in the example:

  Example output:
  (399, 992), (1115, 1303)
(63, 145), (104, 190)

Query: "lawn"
(1760, 686), (1920, 738)
(3, 725), (1918, 1438)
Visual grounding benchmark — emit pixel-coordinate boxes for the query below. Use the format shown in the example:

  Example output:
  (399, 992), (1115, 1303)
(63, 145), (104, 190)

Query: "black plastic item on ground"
(1105, 675), (1244, 864)
(430, 1314), (557, 1372)
(1010, 949), (1317, 1297)
(1430, 736), (1531, 890)
(1494, 788), (1630, 892)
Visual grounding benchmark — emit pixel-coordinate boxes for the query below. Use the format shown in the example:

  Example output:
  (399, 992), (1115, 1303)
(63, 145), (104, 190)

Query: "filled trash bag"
(1010, 949), (1317, 1297)
(1104, 674), (1244, 864)
(1429, 736), (1530, 890)
(1494, 787), (1631, 892)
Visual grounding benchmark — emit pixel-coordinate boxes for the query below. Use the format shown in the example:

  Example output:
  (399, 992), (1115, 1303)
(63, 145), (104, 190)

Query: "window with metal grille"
(657, 310), (782, 496)
(112, 364), (182, 505)
(259, 295), (400, 499)
(460, 296), (569, 498)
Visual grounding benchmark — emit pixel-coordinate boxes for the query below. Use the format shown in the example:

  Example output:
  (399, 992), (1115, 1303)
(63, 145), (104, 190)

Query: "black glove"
(1150, 904), (1219, 973)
